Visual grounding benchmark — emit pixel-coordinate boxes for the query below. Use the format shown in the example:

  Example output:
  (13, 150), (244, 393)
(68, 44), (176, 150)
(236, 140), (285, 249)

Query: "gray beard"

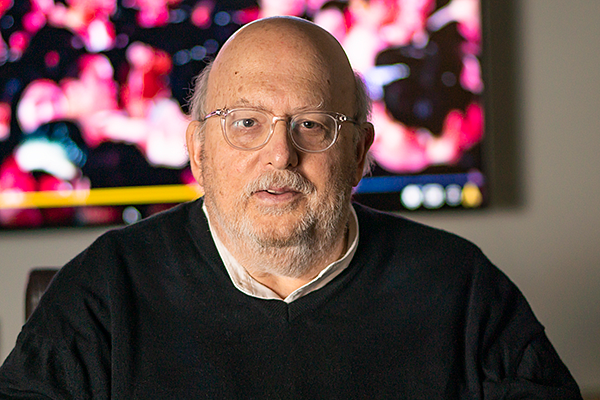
(204, 169), (352, 279)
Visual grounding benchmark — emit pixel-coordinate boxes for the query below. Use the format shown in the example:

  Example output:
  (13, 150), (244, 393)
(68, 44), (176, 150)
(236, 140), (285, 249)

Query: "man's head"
(186, 17), (374, 279)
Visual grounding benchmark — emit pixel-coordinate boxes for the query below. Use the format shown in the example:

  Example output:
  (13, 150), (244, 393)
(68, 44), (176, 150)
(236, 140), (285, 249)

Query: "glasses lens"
(224, 109), (270, 149)
(291, 113), (337, 151)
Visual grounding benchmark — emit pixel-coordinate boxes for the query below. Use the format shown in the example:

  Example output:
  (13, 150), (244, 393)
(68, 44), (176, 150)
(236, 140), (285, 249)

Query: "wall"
(1, 0), (599, 394)
(414, 0), (600, 393)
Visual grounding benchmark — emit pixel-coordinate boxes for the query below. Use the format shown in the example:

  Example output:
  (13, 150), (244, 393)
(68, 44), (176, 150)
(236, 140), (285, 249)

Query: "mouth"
(264, 188), (295, 195)
(254, 187), (302, 203)
(244, 171), (315, 205)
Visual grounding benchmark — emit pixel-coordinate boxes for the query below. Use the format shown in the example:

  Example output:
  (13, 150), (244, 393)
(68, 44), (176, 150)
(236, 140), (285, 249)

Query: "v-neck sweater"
(0, 199), (581, 399)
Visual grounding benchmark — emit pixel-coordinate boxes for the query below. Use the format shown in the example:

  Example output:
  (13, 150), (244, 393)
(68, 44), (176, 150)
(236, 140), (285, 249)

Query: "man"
(0, 17), (582, 399)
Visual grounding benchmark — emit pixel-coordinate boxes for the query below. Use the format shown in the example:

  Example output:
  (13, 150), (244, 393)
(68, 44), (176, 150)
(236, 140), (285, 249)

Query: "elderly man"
(0, 17), (581, 399)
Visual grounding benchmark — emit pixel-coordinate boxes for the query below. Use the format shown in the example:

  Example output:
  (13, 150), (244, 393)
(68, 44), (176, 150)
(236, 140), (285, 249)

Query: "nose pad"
(261, 118), (299, 169)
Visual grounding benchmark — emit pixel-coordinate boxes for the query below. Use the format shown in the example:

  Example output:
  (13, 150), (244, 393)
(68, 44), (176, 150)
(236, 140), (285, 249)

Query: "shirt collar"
(202, 202), (359, 303)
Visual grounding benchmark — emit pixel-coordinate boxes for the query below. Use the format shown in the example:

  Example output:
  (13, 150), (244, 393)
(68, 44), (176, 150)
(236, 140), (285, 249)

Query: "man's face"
(187, 22), (372, 277)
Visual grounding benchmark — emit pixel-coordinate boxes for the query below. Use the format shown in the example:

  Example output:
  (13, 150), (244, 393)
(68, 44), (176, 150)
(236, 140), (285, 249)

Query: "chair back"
(25, 268), (59, 320)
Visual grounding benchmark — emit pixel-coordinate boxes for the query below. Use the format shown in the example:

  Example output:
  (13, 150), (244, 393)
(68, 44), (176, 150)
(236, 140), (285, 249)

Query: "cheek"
(303, 154), (348, 191)
(223, 151), (255, 180)
(205, 142), (256, 193)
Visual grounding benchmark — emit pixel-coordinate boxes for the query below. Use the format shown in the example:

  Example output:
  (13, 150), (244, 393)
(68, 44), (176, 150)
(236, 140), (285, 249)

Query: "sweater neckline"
(184, 199), (370, 321)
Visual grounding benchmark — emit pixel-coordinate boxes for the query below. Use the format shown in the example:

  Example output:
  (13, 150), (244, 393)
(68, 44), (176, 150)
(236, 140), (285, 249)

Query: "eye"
(233, 118), (258, 129)
(296, 118), (326, 133)
(301, 120), (318, 130)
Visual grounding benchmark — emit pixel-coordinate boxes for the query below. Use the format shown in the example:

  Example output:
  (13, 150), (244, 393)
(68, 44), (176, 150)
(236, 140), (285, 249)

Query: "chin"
(249, 218), (313, 248)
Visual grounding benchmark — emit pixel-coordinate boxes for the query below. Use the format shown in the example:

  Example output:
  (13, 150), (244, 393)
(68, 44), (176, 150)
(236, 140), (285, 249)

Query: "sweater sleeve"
(0, 239), (113, 400)
(0, 322), (98, 400)
(482, 332), (582, 399)
(463, 248), (583, 399)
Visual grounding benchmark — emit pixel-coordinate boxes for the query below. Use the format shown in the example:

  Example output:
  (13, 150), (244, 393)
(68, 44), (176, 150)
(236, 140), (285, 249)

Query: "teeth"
(267, 190), (279, 194)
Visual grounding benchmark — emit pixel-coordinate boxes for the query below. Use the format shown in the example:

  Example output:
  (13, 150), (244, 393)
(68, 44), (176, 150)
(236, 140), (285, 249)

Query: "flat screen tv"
(0, 0), (486, 229)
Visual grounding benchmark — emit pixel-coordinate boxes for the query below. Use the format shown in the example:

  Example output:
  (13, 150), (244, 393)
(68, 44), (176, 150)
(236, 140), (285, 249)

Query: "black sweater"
(0, 200), (582, 399)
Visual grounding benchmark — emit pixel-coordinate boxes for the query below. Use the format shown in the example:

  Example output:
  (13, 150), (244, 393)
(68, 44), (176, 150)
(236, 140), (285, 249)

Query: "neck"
(208, 204), (351, 299)
(243, 228), (349, 298)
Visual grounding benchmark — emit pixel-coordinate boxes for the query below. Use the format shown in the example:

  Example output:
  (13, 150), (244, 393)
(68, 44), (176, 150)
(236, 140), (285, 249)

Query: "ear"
(352, 122), (375, 186)
(186, 120), (204, 189)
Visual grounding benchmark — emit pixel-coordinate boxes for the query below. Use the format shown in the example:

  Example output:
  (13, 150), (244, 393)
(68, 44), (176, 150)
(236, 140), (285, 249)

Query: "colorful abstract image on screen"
(0, 0), (485, 228)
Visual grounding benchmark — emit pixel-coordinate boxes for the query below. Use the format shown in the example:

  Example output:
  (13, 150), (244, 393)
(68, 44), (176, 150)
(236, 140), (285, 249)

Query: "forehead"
(210, 68), (333, 112)
(206, 23), (355, 113)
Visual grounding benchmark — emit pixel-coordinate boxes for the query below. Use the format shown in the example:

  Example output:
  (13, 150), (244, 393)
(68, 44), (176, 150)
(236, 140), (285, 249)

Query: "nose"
(259, 118), (299, 169)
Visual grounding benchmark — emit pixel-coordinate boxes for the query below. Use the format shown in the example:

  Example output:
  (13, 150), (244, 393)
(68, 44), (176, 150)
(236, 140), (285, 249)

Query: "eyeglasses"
(202, 108), (358, 153)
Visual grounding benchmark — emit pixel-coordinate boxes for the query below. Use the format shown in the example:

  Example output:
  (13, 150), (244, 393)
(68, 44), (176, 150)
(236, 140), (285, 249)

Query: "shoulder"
(351, 203), (555, 384)
(106, 198), (205, 239)
(89, 198), (207, 254)
(352, 202), (485, 269)
(48, 199), (212, 303)
(353, 202), (473, 242)
(350, 202), (529, 326)
(28, 198), (212, 334)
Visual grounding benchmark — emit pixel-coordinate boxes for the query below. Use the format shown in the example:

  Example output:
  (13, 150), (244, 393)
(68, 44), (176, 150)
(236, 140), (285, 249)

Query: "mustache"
(244, 170), (316, 196)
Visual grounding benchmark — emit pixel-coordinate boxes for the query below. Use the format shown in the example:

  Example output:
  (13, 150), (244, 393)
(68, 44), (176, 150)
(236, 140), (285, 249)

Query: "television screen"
(0, 0), (486, 229)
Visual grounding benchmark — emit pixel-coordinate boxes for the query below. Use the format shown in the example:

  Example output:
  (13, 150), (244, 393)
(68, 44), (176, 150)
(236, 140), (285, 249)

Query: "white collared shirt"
(202, 204), (359, 303)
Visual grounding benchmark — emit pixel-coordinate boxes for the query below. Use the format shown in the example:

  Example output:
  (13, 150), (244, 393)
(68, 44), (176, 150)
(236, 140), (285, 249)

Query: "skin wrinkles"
(186, 17), (374, 297)
(226, 99), (328, 115)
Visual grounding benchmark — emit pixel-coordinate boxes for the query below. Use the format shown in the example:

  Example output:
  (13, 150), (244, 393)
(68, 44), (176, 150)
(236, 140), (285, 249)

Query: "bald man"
(0, 17), (582, 399)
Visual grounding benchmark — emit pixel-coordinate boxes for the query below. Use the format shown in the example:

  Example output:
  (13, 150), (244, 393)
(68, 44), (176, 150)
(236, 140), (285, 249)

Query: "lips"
(244, 171), (316, 198)
(252, 186), (302, 204)
(264, 187), (295, 195)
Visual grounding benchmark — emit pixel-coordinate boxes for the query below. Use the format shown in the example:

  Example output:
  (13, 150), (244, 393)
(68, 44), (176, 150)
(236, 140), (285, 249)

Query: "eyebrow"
(228, 98), (327, 114)
(229, 98), (256, 109)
